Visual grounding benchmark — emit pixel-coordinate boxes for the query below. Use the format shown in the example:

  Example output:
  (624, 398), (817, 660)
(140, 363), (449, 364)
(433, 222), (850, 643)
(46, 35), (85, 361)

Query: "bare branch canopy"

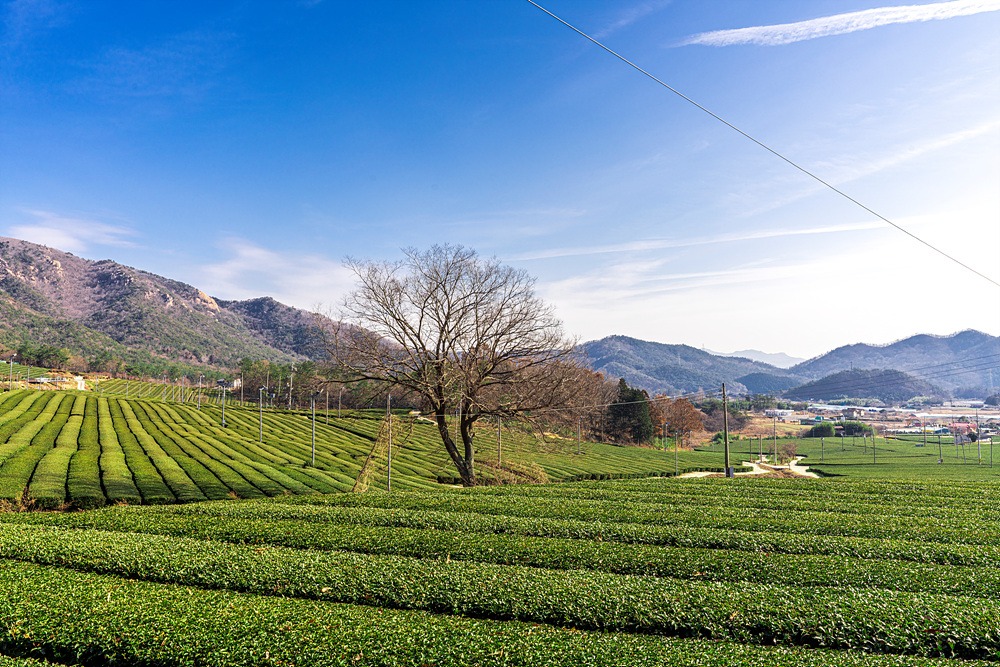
(325, 244), (580, 486)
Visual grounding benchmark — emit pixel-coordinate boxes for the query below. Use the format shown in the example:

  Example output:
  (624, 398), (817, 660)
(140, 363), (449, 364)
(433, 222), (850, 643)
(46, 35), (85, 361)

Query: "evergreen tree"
(606, 379), (654, 444)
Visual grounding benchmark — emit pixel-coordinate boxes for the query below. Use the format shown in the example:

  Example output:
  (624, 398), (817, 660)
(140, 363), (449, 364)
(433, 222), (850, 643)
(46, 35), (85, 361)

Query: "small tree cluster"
(841, 421), (874, 436)
(605, 379), (654, 444)
(697, 397), (748, 431)
(14, 342), (71, 369)
(662, 398), (704, 447)
(804, 422), (835, 438)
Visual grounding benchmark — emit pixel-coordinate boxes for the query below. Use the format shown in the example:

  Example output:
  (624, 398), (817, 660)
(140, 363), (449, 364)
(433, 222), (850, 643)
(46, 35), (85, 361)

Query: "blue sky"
(2, 0), (998, 359)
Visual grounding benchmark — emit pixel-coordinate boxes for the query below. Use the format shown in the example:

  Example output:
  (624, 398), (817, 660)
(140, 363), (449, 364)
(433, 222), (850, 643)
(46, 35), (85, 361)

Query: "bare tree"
(663, 398), (704, 448)
(326, 245), (577, 486)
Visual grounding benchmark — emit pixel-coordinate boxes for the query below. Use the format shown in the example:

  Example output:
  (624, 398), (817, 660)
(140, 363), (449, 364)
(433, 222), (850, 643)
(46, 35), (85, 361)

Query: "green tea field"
(705, 432), (1000, 481)
(0, 389), (731, 509)
(0, 476), (998, 665)
(3, 387), (1000, 665)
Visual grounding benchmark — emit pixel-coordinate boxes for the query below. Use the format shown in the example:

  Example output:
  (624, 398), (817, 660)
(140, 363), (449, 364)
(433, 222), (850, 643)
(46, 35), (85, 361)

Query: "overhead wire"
(786, 360), (1000, 399)
(488, 353), (1000, 418)
(525, 0), (1000, 290)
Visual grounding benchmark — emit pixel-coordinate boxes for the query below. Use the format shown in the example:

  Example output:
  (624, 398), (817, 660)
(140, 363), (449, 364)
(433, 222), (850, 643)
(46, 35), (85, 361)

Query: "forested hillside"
(0, 237), (327, 373)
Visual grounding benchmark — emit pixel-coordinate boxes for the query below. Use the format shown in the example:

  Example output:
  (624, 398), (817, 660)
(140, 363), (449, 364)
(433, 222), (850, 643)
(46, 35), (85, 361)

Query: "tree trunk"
(459, 406), (476, 486)
(435, 410), (476, 486)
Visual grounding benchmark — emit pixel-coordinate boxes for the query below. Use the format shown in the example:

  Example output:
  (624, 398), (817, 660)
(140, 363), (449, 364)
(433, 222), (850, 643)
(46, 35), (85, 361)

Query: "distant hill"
(785, 369), (944, 404)
(0, 237), (328, 370)
(578, 335), (801, 395)
(790, 331), (1000, 395)
(5, 236), (997, 397)
(580, 331), (999, 399)
(709, 349), (804, 369)
(736, 372), (802, 395)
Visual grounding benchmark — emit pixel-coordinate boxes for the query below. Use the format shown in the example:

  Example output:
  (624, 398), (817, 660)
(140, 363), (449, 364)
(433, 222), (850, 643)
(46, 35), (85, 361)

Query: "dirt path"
(787, 456), (819, 478)
(678, 460), (771, 479)
(677, 457), (817, 479)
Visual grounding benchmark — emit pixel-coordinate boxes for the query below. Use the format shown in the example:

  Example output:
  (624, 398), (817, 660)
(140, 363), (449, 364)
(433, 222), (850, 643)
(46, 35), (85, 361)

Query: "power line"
(525, 0), (1000, 290)
(493, 354), (1000, 417)
(778, 359), (1000, 398)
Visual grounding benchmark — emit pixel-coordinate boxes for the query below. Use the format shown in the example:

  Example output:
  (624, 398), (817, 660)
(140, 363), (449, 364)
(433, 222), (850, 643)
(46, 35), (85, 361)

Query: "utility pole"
(922, 419), (928, 452)
(497, 415), (502, 465)
(722, 384), (732, 477)
(288, 367), (294, 410)
(577, 417), (581, 455)
(311, 392), (317, 466)
(977, 409), (982, 464)
(338, 386), (343, 419)
(386, 394), (392, 492)
(198, 375), (203, 409)
(772, 416), (777, 464)
(325, 388), (329, 425)
(259, 387), (264, 443)
(220, 385), (227, 428)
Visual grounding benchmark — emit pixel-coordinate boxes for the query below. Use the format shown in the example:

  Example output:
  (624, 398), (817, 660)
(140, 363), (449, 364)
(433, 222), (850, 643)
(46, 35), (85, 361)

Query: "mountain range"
(579, 332), (999, 399)
(2, 236), (997, 399)
(706, 349), (804, 369)
(0, 237), (322, 370)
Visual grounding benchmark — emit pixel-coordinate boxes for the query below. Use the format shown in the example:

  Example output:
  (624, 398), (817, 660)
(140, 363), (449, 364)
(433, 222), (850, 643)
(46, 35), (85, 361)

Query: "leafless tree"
(325, 245), (578, 486)
(663, 398), (704, 448)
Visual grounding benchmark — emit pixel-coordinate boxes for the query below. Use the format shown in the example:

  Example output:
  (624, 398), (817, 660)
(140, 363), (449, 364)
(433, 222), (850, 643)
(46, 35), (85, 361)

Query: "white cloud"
(682, 0), (1000, 47)
(2, 0), (64, 51)
(197, 237), (354, 312)
(540, 226), (1000, 357)
(817, 117), (1000, 184)
(594, 1), (672, 39)
(5, 209), (137, 253)
(71, 29), (234, 106)
(715, 117), (1000, 225)
(512, 221), (883, 261)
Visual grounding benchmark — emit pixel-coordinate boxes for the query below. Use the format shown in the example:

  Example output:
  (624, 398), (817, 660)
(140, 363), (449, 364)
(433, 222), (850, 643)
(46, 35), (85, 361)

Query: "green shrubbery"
(0, 478), (998, 664)
(804, 422), (835, 437)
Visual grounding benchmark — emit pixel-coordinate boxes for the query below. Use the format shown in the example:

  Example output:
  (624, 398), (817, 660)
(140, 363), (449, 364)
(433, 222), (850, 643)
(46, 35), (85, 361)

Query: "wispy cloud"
(594, 1), (672, 39)
(820, 117), (1000, 183)
(729, 117), (1000, 220)
(682, 0), (1000, 47)
(544, 258), (804, 306)
(512, 221), (882, 261)
(198, 237), (354, 312)
(543, 230), (998, 354)
(5, 209), (137, 254)
(71, 28), (234, 105)
(1, 0), (65, 51)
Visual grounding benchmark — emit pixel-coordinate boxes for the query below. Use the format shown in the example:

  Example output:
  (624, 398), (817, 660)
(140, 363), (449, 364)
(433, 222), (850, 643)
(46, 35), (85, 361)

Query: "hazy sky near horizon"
(2, 0), (998, 359)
